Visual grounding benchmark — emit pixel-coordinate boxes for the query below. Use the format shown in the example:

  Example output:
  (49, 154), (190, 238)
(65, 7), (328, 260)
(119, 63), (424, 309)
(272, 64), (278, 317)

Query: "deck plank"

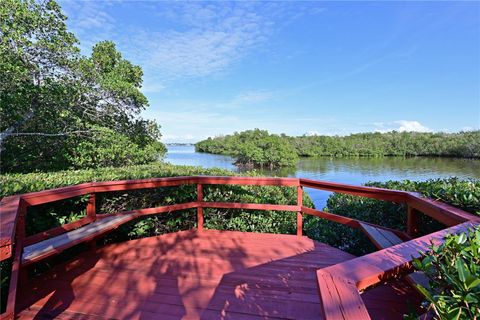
(17, 230), (420, 320)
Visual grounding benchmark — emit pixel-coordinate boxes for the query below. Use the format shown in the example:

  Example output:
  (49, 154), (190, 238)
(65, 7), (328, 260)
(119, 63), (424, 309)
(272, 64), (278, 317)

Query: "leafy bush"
(67, 126), (166, 169)
(0, 163), (313, 240)
(305, 178), (480, 255)
(412, 227), (480, 319)
(196, 129), (298, 168)
(369, 178), (480, 215)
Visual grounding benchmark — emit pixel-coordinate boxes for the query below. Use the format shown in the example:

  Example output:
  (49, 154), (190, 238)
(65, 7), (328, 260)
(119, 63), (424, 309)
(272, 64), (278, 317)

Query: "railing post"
(297, 185), (303, 236)
(16, 200), (28, 306)
(407, 205), (420, 237)
(87, 193), (96, 221)
(197, 184), (204, 232)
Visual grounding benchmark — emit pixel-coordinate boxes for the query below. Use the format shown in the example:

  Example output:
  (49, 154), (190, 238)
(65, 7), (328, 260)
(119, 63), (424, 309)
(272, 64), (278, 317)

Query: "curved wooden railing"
(0, 176), (479, 320)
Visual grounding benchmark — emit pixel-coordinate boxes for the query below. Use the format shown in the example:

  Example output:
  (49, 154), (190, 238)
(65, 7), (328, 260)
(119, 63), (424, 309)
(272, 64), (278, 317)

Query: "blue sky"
(60, 1), (479, 143)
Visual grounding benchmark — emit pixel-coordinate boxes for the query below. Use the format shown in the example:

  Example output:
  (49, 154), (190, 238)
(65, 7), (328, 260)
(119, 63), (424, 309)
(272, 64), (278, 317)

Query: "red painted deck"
(16, 230), (420, 320)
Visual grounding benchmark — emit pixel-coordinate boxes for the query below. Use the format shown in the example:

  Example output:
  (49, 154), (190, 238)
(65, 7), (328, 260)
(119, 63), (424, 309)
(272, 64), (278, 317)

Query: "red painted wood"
(86, 193), (96, 220)
(1, 176), (479, 319)
(322, 221), (478, 291)
(21, 183), (94, 206)
(407, 206), (420, 237)
(300, 178), (407, 203)
(317, 270), (371, 320)
(197, 184), (204, 231)
(302, 206), (362, 228)
(302, 207), (410, 240)
(297, 186), (303, 236)
(93, 176), (198, 193)
(200, 202), (299, 212)
(407, 193), (480, 226)
(197, 175), (299, 186)
(15, 230), (418, 320)
(1, 202), (27, 320)
(95, 202), (199, 220)
(0, 196), (21, 260)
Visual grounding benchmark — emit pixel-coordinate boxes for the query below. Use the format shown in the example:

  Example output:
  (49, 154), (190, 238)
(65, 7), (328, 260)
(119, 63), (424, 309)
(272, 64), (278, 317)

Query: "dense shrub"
(67, 126), (166, 169)
(196, 129), (298, 168)
(412, 227), (480, 319)
(0, 163), (312, 239)
(305, 178), (480, 255)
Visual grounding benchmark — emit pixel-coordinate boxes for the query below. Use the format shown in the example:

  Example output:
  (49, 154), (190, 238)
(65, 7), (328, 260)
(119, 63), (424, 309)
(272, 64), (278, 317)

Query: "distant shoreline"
(166, 143), (195, 146)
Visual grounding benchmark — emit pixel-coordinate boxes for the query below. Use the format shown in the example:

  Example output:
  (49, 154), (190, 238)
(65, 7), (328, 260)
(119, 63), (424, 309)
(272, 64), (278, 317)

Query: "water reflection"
(165, 145), (480, 209)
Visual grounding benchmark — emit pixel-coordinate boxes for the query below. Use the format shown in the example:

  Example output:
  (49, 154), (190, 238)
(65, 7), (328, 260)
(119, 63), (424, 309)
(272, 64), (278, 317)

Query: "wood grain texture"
(323, 221), (478, 291)
(16, 230), (419, 320)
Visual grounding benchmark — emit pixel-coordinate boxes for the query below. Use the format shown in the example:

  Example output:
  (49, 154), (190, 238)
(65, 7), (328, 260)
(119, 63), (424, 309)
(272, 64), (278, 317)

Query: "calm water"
(165, 145), (480, 209)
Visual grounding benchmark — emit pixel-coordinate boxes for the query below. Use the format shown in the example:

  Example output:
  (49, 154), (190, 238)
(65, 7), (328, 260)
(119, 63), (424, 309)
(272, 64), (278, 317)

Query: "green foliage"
(196, 129), (298, 168)
(368, 178), (480, 215)
(305, 178), (480, 256)
(0, 163), (313, 238)
(0, 0), (165, 173)
(412, 227), (480, 319)
(67, 126), (166, 169)
(203, 184), (303, 234)
(196, 130), (480, 160)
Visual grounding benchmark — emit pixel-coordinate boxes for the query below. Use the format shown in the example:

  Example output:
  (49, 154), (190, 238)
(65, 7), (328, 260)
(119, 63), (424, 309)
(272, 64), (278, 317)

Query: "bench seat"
(22, 214), (136, 265)
(359, 222), (430, 290)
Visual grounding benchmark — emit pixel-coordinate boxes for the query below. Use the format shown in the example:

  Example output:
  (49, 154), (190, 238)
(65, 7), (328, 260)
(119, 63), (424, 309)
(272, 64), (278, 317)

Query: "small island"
(195, 129), (480, 168)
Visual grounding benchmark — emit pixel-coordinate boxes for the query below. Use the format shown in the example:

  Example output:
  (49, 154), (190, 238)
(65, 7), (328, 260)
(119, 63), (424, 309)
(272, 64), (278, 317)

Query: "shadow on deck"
(16, 230), (420, 320)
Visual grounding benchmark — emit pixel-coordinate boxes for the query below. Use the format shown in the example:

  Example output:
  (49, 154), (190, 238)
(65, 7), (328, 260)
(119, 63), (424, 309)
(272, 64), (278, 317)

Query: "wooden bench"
(22, 213), (136, 266)
(359, 222), (430, 290)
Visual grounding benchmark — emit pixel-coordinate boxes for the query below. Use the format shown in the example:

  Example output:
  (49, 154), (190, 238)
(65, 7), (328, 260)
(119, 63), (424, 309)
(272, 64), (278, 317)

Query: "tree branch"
(1, 130), (91, 138)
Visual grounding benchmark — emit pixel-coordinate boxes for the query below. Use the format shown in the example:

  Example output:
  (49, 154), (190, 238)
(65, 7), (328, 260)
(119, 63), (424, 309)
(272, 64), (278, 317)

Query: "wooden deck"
(16, 230), (420, 320)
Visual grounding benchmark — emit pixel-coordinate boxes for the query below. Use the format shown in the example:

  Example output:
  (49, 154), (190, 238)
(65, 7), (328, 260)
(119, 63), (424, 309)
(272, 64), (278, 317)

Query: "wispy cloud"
(60, 1), (117, 53)
(60, 1), (325, 92)
(126, 2), (278, 83)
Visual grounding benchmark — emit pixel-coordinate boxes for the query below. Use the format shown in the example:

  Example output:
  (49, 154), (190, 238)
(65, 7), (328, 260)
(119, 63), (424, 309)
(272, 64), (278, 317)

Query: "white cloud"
(395, 120), (431, 132)
(374, 120), (432, 133)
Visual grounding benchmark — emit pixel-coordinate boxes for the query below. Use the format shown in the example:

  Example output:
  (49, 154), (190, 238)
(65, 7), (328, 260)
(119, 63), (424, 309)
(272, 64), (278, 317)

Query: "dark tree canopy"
(0, 0), (165, 172)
